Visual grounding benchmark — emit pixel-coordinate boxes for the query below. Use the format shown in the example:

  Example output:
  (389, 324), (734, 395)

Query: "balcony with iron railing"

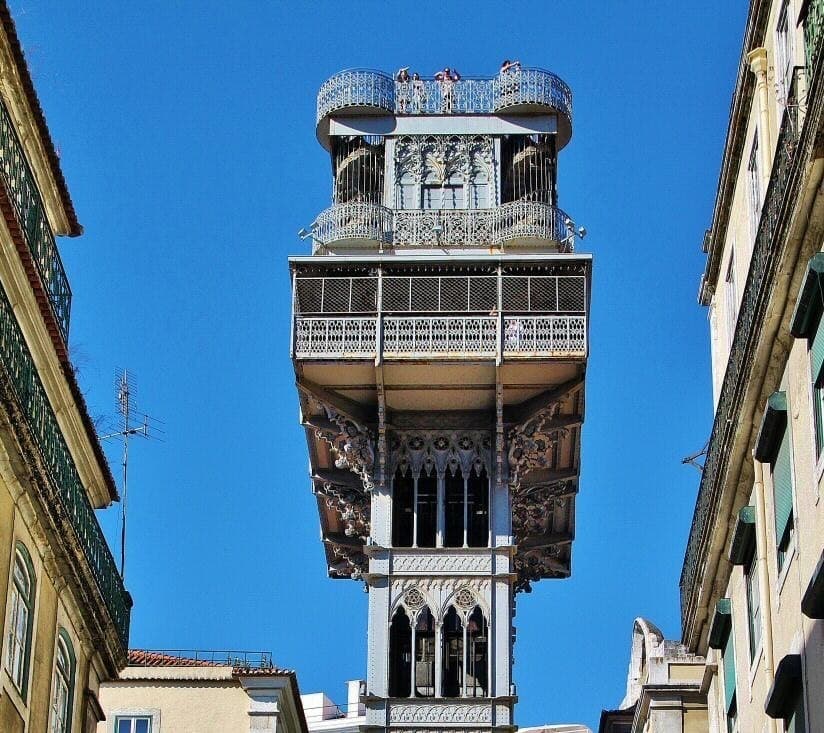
(291, 270), (588, 360)
(315, 67), (573, 149)
(129, 649), (276, 670)
(0, 97), (72, 345)
(0, 281), (129, 649)
(311, 200), (572, 252)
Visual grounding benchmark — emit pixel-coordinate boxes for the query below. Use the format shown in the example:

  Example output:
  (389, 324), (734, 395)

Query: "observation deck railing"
(312, 201), (571, 250)
(316, 67), (572, 125)
(0, 97), (72, 343)
(129, 650), (275, 670)
(0, 282), (129, 648)
(292, 271), (588, 360)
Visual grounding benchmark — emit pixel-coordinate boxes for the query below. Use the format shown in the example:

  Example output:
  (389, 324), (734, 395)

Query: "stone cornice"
(700, 0), (771, 305)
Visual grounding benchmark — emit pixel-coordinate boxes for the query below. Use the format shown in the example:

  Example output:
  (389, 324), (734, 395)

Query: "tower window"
(392, 468), (414, 547)
(389, 607), (412, 697)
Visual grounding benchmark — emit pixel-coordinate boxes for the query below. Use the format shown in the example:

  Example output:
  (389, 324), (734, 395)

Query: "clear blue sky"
(12, 1), (746, 729)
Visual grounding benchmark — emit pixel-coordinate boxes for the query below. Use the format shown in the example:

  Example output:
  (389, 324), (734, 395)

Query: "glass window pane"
(136, 719), (150, 733)
(117, 720), (132, 733)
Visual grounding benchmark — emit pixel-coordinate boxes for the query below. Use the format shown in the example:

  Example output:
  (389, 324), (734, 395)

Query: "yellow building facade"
(0, 3), (129, 732)
(683, 0), (824, 731)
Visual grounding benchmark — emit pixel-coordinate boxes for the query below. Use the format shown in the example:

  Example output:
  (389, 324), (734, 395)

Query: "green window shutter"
(812, 315), (824, 380)
(723, 629), (737, 711)
(772, 427), (794, 546)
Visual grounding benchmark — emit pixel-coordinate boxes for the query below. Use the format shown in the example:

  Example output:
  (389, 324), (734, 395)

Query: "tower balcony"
(316, 67), (573, 150)
(311, 201), (571, 252)
(290, 257), (589, 364)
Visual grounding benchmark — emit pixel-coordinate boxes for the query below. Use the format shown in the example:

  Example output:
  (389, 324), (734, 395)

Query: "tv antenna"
(99, 369), (163, 580)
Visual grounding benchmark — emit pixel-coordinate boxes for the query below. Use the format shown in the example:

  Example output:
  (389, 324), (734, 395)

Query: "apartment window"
(725, 253), (738, 348)
(4, 543), (35, 696)
(116, 718), (152, 733)
(776, 0), (794, 109)
(49, 630), (76, 733)
(723, 628), (738, 733)
(748, 134), (762, 242)
(772, 424), (795, 571)
(745, 554), (762, 660)
(397, 172), (417, 209)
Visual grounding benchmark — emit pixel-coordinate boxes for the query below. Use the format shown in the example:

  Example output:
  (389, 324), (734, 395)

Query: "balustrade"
(0, 98), (71, 342)
(293, 314), (587, 359)
(312, 201), (571, 250)
(316, 68), (572, 128)
(0, 283), (129, 647)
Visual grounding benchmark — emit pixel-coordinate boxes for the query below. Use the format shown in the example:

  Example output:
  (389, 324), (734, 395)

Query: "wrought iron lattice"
(501, 275), (586, 313)
(295, 276), (378, 314)
(0, 98), (72, 342)
(0, 283), (129, 647)
(313, 202), (392, 246)
(294, 317), (377, 357)
(316, 68), (573, 127)
(680, 64), (811, 629)
(383, 316), (498, 356)
(502, 316), (586, 354)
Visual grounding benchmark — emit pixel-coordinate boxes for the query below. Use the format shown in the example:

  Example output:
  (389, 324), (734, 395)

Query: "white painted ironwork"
(312, 201), (569, 249)
(313, 202), (392, 246)
(316, 68), (573, 126)
(383, 316), (497, 357)
(502, 316), (586, 355)
(317, 69), (395, 122)
(294, 316), (377, 358)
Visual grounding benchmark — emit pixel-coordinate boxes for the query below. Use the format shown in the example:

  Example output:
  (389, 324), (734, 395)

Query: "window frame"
(725, 251), (738, 351)
(4, 542), (36, 699)
(49, 629), (76, 733)
(744, 552), (762, 662)
(747, 132), (762, 243)
(111, 711), (159, 733)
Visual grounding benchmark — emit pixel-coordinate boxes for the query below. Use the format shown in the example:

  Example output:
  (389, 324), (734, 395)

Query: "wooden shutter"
(772, 427), (794, 546)
(723, 629), (736, 712)
(811, 315), (824, 380)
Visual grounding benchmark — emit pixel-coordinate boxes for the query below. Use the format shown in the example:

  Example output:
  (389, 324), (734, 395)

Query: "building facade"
(598, 619), (707, 733)
(0, 3), (130, 732)
(97, 650), (307, 733)
(290, 64), (591, 732)
(302, 679), (366, 733)
(681, 1), (824, 732)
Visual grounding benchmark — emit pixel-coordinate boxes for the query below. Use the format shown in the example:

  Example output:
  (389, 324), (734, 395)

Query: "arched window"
(466, 607), (488, 697)
(49, 629), (76, 733)
(414, 608), (435, 698)
(441, 607), (463, 697)
(416, 472), (437, 548)
(444, 469), (465, 548)
(4, 542), (35, 696)
(422, 169), (442, 210)
(388, 607), (411, 697)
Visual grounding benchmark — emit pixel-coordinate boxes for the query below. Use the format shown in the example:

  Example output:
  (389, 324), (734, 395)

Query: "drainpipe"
(753, 456), (779, 733)
(747, 48), (775, 198)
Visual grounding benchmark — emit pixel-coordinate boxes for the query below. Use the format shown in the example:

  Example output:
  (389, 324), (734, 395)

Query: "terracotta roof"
(127, 649), (292, 675)
(128, 650), (220, 667)
(0, 1), (81, 235)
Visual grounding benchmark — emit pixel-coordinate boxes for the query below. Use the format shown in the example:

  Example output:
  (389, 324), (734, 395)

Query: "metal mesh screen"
(558, 276), (586, 312)
(294, 277), (378, 314)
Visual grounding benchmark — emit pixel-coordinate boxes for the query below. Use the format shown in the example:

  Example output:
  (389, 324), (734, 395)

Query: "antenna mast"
(100, 369), (161, 580)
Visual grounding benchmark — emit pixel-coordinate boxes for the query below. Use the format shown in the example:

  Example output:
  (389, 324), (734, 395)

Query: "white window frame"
(49, 632), (74, 733)
(747, 133), (762, 244)
(725, 252), (738, 350)
(4, 545), (34, 696)
(775, 0), (794, 113)
(110, 710), (161, 733)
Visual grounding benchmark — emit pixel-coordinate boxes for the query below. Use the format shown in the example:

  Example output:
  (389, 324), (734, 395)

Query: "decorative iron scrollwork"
(507, 404), (568, 489)
(316, 482), (371, 541)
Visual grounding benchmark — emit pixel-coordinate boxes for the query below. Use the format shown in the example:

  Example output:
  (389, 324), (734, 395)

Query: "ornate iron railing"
(503, 315), (586, 355)
(0, 98), (71, 342)
(293, 314), (588, 359)
(294, 316), (377, 358)
(0, 283), (129, 647)
(317, 69), (396, 122)
(383, 315), (498, 356)
(313, 201), (570, 249)
(680, 67), (808, 628)
(314, 201), (392, 246)
(317, 68), (572, 126)
(805, 0), (824, 70)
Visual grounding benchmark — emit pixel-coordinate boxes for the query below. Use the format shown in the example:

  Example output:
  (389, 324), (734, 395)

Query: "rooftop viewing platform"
(316, 66), (573, 150)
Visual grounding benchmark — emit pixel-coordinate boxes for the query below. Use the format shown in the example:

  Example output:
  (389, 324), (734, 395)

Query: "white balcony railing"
(503, 316), (587, 355)
(312, 201), (571, 250)
(294, 317), (377, 358)
(293, 315), (587, 359)
(383, 316), (498, 357)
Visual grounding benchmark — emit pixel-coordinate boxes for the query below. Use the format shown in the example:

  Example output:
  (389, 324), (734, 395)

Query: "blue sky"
(12, 1), (746, 729)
